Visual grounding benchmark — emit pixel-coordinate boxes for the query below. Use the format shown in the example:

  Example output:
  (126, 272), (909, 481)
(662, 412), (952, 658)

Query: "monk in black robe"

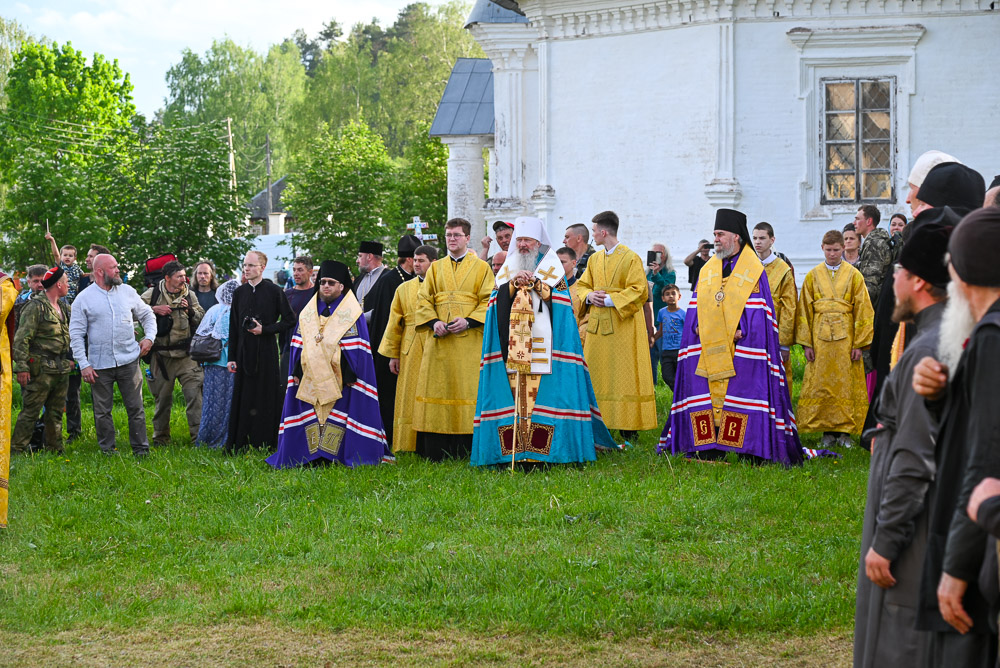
(225, 251), (294, 453)
(363, 234), (420, 449)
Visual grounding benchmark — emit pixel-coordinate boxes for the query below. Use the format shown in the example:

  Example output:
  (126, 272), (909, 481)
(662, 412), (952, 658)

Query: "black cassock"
(225, 279), (294, 453)
(365, 264), (414, 448)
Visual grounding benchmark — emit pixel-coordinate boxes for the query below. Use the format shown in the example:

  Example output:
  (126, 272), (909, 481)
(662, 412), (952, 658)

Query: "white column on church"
(704, 20), (742, 209)
(440, 135), (487, 231)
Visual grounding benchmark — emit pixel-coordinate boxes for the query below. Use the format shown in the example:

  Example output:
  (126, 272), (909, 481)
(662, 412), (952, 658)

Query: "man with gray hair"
(70, 254), (157, 456)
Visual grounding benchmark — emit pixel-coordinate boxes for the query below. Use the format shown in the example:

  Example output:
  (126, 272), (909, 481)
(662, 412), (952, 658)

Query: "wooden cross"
(537, 265), (559, 282)
(729, 268), (756, 288)
(406, 216), (438, 242)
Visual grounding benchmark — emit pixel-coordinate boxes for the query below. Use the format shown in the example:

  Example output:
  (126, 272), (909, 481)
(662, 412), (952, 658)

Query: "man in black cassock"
(853, 215), (955, 668)
(362, 234), (420, 449)
(912, 206), (1000, 668)
(225, 250), (295, 453)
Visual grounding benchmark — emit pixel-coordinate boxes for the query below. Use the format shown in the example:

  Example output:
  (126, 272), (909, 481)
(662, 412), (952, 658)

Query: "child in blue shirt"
(653, 284), (686, 392)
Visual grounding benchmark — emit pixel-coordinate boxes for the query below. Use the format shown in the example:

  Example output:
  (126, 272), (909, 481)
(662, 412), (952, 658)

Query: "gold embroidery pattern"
(690, 409), (716, 446)
(498, 423), (554, 456)
(717, 411), (749, 449)
(305, 423), (346, 455)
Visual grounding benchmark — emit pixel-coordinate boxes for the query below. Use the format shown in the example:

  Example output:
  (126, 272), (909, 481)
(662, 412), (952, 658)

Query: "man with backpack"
(141, 260), (205, 445)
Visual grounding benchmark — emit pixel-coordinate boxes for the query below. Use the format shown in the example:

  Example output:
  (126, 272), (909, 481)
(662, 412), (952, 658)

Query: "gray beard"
(514, 250), (538, 274)
(716, 243), (737, 260)
(937, 281), (977, 379)
(105, 275), (123, 288)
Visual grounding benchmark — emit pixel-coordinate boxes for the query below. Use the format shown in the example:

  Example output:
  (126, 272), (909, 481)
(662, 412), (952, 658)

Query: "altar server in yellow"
(795, 229), (875, 449)
(413, 218), (494, 460)
(576, 210), (657, 440)
(1, 270), (17, 529)
(378, 245), (438, 453)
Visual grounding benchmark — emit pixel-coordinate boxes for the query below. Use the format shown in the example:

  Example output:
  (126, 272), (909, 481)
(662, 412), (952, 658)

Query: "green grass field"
(1, 349), (864, 666)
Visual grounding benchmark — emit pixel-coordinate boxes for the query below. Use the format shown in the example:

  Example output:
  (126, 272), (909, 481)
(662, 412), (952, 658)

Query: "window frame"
(820, 76), (896, 205)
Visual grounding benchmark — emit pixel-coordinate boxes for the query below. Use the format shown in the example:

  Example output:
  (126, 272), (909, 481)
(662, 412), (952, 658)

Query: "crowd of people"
(2, 148), (1000, 667)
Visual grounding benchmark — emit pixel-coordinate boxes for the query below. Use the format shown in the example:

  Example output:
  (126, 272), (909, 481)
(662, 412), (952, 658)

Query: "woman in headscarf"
(196, 279), (239, 448)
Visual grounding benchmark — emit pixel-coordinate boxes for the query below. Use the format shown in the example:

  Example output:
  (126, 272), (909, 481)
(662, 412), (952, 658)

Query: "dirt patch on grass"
(3, 624), (850, 666)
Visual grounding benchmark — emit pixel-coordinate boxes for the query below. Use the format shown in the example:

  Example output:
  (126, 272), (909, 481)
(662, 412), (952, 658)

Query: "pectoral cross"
(537, 265), (559, 282)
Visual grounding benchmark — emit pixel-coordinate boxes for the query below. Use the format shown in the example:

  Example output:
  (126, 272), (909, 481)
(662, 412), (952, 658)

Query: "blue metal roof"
(429, 58), (495, 137)
(465, 0), (527, 27)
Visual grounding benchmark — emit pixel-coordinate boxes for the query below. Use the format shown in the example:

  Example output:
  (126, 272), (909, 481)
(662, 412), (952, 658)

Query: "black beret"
(916, 162), (985, 213)
(41, 266), (65, 290)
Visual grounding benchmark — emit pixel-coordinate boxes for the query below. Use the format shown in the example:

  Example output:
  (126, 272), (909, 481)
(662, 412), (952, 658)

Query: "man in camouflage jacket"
(855, 204), (893, 310)
(12, 267), (74, 454)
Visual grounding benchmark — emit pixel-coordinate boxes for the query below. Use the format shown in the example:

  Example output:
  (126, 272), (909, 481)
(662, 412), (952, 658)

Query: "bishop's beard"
(514, 249), (538, 275)
(937, 281), (977, 380)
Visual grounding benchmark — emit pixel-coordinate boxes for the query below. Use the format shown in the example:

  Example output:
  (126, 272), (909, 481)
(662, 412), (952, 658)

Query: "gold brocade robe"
(1, 276), (16, 529)
(413, 254), (493, 434)
(567, 280), (587, 346)
(795, 262), (874, 434)
(377, 278), (428, 452)
(762, 256), (797, 347)
(576, 244), (657, 431)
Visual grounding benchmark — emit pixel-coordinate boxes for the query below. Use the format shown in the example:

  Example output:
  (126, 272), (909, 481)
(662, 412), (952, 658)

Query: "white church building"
(431, 0), (998, 272)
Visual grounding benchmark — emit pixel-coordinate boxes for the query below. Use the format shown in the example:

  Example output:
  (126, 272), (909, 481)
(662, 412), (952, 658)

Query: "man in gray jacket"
(70, 254), (157, 456)
(853, 215), (954, 667)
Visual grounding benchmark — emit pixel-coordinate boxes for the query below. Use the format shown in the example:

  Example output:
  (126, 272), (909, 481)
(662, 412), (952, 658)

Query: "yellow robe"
(762, 255), (797, 347)
(377, 278), (428, 452)
(1, 275), (16, 529)
(576, 244), (657, 431)
(413, 254), (493, 434)
(567, 279), (587, 346)
(794, 262), (874, 434)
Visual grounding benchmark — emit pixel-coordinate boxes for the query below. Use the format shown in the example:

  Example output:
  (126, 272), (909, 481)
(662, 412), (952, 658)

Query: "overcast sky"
(4, 0), (419, 117)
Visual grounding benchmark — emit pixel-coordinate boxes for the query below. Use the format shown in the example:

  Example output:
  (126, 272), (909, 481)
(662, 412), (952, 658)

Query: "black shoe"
(102, 448), (120, 456)
(66, 432), (82, 445)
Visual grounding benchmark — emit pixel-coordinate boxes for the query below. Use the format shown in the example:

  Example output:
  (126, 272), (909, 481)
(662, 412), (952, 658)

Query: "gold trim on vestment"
(297, 293), (362, 423)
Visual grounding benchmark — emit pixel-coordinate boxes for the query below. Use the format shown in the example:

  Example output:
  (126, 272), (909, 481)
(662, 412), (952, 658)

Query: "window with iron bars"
(822, 77), (895, 204)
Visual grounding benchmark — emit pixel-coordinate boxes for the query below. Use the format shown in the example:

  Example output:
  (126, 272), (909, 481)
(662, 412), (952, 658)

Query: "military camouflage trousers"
(13, 370), (70, 453)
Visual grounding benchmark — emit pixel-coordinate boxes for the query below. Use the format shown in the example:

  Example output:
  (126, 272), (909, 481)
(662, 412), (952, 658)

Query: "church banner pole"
(512, 376), (519, 473)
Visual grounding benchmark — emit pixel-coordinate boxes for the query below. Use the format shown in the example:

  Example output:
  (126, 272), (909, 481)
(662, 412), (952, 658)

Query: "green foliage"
(97, 121), (252, 281)
(0, 16), (32, 110)
(284, 119), (401, 261)
(0, 41), (135, 267)
(400, 122), (448, 236)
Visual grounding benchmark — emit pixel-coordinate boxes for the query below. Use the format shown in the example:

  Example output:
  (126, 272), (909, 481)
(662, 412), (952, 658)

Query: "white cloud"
(4, 0), (427, 115)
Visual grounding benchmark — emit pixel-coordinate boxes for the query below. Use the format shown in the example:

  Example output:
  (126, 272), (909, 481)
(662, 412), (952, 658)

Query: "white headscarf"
(196, 279), (239, 340)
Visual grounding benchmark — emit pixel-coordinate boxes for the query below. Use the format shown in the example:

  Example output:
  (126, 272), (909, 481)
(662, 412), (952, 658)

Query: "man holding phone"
(683, 240), (713, 291)
(412, 218), (494, 461)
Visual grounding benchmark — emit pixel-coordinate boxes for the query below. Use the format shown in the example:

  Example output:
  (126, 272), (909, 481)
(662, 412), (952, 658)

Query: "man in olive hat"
(912, 206), (1000, 667)
(267, 260), (392, 468)
(854, 213), (956, 668)
(364, 234), (422, 448)
(660, 208), (802, 465)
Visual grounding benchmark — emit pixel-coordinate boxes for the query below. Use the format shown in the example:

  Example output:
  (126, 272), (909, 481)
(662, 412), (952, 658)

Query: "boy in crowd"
(45, 232), (81, 303)
(653, 284), (685, 392)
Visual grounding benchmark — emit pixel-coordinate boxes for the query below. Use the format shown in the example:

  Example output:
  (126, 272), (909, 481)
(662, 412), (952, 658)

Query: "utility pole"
(265, 132), (272, 215)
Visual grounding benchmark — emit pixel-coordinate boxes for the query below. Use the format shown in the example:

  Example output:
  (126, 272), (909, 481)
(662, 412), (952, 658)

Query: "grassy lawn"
(1, 349), (864, 665)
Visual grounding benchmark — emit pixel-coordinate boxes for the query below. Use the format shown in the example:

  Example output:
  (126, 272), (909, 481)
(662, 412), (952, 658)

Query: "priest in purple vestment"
(267, 260), (393, 469)
(658, 209), (803, 465)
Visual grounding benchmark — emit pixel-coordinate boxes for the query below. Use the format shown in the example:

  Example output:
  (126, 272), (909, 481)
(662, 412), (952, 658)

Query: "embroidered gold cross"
(537, 265), (558, 282)
(497, 266), (510, 282)
(700, 267), (719, 287)
(730, 268), (756, 288)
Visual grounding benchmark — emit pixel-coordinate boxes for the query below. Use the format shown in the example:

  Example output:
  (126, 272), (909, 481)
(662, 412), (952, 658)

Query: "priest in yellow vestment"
(795, 230), (875, 448)
(1, 271), (17, 529)
(378, 245), (438, 453)
(576, 210), (657, 438)
(413, 218), (494, 460)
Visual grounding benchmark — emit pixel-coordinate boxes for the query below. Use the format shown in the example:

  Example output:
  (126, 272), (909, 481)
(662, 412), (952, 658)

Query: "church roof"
(429, 58), (495, 137)
(248, 176), (289, 220)
(465, 0), (527, 27)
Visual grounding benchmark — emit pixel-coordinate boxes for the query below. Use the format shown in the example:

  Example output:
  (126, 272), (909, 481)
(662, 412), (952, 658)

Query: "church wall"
(544, 26), (721, 260)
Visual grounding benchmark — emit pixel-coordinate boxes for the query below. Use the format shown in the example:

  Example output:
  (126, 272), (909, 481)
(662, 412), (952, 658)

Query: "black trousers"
(661, 349), (679, 392)
(416, 432), (472, 462)
(65, 371), (82, 436)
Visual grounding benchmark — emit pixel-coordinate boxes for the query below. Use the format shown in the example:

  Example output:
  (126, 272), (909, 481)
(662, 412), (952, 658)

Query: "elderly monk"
(472, 217), (618, 466)
(267, 261), (392, 468)
(659, 208), (802, 465)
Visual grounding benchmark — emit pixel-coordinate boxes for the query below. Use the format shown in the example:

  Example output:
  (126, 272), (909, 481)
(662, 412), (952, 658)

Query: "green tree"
(284, 120), (401, 262)
(98, 121), (252, 281)
(0, 41), (134, 268)
(0, 16), (31, 110)
(400, 122), (448, 237)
